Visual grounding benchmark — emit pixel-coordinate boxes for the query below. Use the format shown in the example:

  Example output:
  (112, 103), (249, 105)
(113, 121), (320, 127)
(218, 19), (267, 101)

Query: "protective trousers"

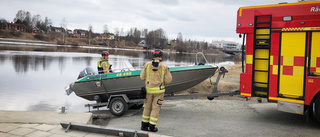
(142, 93), (164, 125)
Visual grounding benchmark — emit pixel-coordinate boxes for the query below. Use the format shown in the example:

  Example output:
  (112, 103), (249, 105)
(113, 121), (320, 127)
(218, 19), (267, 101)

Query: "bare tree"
(14, 10), (27, 23)
(43, 17), (52, 33)
(14, 10), (32, 32)
(32, 14), (42, 29)
(60, 18), (67, 44)
(177, 32), (183, 42)
(120, 28), (124, 37)
(0, 18), (8, 29)
(133, 28), (141, 44)
(114, 27), (119, 37)
(103, 24), (108, 34)
(88, 24), (93, 45)
(142, 29), (148, 38)
(175, 32), (186, 52)
(114, 27), (120, 42)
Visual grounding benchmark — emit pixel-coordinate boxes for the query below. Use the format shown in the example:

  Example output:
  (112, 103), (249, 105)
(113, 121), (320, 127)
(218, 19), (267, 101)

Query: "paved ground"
(2, 97), (320, 137)
(0, 111), (93, 124)
(100, 97), (320, 137)
(0, 110), (164, 137)
(0, 123), (119, 137)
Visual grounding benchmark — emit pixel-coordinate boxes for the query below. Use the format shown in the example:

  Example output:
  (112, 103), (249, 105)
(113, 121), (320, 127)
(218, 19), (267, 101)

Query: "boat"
(65, 52), (218, 115)
(67, 64), (217, 101)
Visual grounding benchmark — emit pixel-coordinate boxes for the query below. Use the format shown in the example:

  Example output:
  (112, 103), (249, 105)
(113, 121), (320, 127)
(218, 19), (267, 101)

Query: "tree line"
(0, 10), (211, 53)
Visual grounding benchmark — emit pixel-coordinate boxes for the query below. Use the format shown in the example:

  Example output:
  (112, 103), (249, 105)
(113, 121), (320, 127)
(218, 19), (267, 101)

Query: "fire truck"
(236, 1), (320, 121)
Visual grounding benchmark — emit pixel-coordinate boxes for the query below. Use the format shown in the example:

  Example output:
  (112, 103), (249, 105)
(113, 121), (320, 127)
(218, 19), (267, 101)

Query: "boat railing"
(96, 66), (142, 74)
(195, 52), (209, 65)
(94, 53), (210, 75)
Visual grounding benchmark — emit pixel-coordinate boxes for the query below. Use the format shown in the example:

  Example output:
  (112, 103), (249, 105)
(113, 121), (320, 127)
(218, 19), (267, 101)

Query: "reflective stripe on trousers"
(142, 93), (164, 125)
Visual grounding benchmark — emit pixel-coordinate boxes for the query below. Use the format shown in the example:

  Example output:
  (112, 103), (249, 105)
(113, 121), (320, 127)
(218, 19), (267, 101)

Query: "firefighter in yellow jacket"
(140, 49), (172, 132)
(97, 51), (112, 74)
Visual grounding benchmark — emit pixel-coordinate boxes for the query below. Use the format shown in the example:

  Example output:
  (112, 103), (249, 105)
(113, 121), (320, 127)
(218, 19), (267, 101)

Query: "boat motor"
(65, 83), (74, 95)
(77, 67), (95, 79)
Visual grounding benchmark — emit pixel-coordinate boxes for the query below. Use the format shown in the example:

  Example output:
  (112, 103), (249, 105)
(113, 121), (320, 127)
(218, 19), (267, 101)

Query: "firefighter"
(97, 51), (112, 74)
(140, 49), (172, 132)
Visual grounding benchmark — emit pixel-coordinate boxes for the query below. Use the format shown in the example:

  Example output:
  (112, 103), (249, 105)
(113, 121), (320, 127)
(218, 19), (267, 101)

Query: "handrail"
(195, 52), (209, 65)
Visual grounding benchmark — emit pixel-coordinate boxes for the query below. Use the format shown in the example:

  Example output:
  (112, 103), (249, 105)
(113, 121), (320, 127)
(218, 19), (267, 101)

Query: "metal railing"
(195, 52), (209, 65)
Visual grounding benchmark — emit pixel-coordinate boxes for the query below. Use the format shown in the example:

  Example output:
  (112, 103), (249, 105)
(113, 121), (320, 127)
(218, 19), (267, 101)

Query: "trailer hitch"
(207, 67), (228, 100)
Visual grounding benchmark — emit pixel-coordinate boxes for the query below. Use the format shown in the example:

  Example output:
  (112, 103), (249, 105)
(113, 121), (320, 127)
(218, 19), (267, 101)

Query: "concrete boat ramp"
(0, 110), (163, 137)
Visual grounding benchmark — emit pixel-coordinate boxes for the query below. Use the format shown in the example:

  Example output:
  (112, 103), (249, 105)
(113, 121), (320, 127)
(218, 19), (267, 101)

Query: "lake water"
(0, 46), (239, 112)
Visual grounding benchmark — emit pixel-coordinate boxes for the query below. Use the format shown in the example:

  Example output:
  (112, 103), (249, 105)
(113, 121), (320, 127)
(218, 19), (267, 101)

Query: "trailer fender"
(107, 94), (130, 106)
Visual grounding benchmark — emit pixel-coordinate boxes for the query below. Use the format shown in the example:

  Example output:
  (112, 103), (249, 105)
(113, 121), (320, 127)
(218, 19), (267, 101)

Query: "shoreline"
(0, 37), (227, 55)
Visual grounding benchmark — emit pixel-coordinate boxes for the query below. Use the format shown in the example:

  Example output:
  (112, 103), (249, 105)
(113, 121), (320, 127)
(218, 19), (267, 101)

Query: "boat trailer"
(61, 67), (239, 137)
(84, 66), (239, 115)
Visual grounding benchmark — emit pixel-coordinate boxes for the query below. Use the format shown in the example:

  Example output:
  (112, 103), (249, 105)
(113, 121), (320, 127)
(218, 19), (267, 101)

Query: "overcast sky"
(1, 0), (299, 43)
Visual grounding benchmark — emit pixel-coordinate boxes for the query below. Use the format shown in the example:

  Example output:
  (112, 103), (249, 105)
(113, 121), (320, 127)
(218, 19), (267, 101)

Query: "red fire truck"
(236, 1), (320, 121)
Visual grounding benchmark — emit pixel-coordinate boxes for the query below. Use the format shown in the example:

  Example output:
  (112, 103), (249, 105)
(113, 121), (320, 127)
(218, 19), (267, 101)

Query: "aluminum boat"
(66, 64), (218, 102)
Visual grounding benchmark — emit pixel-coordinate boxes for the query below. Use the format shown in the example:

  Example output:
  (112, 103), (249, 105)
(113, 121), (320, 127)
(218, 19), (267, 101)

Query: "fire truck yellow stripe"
(241, 93), (251, 97)
(239, 1), (320, 16)
(268, 97), (304, 104)
(246, 55), (253, 64)
(282, 27), (320, 31)
(272, 65), (278, 75)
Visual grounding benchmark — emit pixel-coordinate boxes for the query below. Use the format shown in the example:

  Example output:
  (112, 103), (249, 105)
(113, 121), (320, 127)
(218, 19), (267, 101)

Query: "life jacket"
(97, 58), (108, 74)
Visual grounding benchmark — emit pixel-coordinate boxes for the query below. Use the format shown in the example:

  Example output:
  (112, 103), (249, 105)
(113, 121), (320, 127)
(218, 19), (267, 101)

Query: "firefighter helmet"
(101, 51), (109, 56)
(153, 49), (163, 58)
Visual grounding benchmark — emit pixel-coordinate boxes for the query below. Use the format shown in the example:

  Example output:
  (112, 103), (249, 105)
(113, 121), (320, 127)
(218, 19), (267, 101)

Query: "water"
(0, 47), (239, 112)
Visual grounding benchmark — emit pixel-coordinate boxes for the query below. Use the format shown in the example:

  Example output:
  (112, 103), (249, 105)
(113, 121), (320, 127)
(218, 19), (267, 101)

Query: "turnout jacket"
(140, 58), (172, 93)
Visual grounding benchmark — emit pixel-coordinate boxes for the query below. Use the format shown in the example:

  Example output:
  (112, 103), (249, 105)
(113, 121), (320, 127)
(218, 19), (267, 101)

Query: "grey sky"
(0, 0), (299, 43)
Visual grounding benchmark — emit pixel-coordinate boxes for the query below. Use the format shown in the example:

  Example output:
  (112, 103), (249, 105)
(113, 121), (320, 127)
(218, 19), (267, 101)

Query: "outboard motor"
(77, 67), (95, 79)
(65, 83), (74, 95)
(66, 67), (95, 96)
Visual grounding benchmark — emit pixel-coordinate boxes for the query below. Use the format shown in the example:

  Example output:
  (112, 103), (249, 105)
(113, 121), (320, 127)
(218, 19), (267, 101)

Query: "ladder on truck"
(252, 15), (271, 98)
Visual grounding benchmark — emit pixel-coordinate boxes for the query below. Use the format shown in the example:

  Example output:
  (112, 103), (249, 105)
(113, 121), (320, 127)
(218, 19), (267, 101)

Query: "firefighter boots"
(149, 124), (158, 132)
(141, 122), (149, 131)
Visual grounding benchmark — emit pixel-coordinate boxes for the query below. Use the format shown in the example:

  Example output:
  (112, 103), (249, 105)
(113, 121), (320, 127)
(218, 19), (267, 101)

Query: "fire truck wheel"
(315, 94), (320, 122)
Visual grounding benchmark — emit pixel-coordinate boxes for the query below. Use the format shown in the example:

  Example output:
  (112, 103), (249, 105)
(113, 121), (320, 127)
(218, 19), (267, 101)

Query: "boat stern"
(65, 83), (75, 95)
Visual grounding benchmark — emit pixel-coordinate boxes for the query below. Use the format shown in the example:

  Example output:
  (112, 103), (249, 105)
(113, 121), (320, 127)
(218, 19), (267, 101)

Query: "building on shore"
(211, 40), (241, 50)
(2, 23), (26, 32)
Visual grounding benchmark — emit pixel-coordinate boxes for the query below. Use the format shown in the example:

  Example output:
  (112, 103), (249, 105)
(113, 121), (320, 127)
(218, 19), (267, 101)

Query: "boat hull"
(72, 65), (217, 102)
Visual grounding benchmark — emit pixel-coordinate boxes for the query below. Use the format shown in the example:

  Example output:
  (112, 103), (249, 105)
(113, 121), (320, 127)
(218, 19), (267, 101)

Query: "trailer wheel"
(109, 97), (128, 116)
(315, 95), (320, 122)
